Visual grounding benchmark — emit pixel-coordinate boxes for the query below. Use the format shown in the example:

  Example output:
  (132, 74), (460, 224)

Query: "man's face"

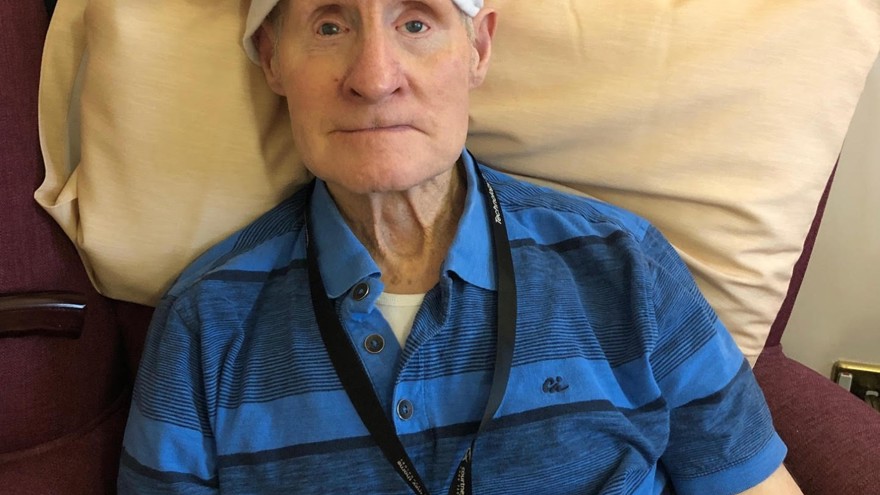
(259, 0), (495, 195)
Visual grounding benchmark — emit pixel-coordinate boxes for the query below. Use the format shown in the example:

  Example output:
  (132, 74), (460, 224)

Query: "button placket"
(392, 334), (432, 433)
(340, 281), (401, 419)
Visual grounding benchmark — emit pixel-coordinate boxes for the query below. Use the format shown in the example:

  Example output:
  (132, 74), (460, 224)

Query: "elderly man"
(119, 0), (803, 493)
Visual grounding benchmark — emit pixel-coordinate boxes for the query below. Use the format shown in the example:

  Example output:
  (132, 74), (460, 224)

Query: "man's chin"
(309, 151), (460, 195)
(326, 168), (455, 197)
(333, 174), (440, 196)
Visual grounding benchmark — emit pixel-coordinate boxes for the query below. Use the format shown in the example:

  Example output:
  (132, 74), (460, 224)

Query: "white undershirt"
(375, 292), (427, 346)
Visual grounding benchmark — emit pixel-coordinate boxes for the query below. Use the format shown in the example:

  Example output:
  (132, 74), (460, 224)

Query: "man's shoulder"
(164, 185), (311, 301)
(480, 165), (652, 243)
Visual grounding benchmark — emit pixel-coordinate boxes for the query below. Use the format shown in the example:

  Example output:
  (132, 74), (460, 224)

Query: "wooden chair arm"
(0, 292), (86, 339)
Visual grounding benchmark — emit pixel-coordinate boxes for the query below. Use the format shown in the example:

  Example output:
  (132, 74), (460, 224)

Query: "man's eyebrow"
(400, 0), (443, 16)
(294, 1), (345, 19)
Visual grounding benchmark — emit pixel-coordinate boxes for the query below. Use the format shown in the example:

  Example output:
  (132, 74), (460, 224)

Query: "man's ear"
(469, 9), (497, 89)
(255, 21), (286, 96)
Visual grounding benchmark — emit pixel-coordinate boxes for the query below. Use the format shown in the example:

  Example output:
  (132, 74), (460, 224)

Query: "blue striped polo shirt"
(119, 151), (786, 494)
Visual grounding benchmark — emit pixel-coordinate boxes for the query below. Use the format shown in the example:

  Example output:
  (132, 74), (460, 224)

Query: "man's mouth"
(336, 124), (415, 134)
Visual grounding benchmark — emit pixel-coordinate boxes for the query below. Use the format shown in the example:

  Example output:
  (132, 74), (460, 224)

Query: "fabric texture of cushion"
(754, 346), (880, 494)
(36, 0), (880, 362)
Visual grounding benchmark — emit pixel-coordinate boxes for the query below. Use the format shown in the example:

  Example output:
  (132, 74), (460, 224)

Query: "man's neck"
(325, 164), (466, 294)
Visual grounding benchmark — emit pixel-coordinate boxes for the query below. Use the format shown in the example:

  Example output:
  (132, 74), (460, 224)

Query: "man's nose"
(343, 30), (405, 102)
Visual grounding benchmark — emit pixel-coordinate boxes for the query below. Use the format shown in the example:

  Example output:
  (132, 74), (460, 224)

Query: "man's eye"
(402, 20), (427, 34)
(318, 23), (342, 36)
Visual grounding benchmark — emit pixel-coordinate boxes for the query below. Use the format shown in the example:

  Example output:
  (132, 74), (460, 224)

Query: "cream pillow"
(38, 0), (880, 363)
(468, 0), (880, 363)
(37, 0), (308, 304)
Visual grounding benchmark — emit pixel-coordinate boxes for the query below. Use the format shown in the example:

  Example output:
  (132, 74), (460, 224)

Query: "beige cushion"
(37, 0), (307, 304)
(38, 0), (880, 363)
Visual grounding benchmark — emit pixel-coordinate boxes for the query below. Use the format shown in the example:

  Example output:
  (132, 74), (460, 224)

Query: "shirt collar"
(309, 180), (381, 298)
(308, 150), (496, 299)
(442, 151), (496, 291)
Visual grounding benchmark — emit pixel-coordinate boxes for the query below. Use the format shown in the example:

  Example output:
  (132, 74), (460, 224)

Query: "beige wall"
(782, 55), (880, 376)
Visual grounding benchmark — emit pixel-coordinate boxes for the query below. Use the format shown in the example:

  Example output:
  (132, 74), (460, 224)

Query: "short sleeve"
(118, 299), (219, 494)
(642, 226), (787, 495)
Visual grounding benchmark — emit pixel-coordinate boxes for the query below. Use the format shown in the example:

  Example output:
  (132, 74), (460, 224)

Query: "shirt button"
(396, 399), (414, 420)
(364, 334), (385, 354)
(352, 282), (370, 301)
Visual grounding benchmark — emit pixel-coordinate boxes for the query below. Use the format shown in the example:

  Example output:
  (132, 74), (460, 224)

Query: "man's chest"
(206, 314), (670, 495)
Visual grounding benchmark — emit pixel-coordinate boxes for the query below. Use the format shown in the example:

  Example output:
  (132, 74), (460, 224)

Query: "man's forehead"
(243, 0), (483, 63)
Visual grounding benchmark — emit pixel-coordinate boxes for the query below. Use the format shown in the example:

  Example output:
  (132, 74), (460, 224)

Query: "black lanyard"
(305, 164), (517, 495)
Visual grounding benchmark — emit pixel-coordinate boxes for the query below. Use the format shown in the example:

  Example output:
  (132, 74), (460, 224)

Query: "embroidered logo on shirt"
(542, 376), (569, 393)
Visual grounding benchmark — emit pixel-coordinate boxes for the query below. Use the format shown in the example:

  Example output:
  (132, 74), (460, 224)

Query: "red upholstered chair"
(0, 0), (151, 493)
(1, 1), (878, 493)
(752, 166), (880, 494)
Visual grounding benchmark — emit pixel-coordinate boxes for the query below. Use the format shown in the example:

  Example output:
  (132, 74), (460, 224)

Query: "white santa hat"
(242, 0), (483, 64)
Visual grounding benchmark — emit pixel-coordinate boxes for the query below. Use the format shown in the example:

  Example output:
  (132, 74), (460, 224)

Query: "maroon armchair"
(1, 1), (878, 494)
(0, 1), (151, 493)
(752, 166), (880, 493)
